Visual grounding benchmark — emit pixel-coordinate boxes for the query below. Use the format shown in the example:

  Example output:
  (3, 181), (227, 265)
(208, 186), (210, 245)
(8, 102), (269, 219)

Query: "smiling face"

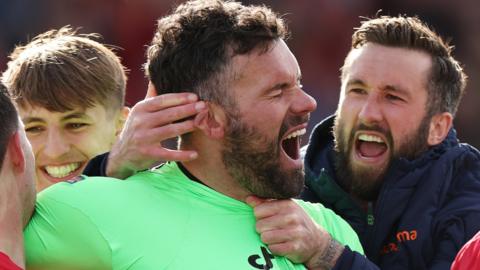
(221, 40), (317, 199)
(334, 43), (433, 201)
(19, 104), (124, 191)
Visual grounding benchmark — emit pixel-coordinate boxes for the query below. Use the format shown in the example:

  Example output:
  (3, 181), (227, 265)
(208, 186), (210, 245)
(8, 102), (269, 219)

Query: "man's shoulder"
(441, 142), (480, 184)
(40, 175), (124, 195)
(36, 175), (148, 211)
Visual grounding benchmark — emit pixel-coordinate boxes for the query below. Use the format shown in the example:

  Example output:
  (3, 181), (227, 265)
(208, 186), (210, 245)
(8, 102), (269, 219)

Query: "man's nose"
(291, 89), (317, 116)
(42, 130), (70, 158)
(358, 95), (383, 125)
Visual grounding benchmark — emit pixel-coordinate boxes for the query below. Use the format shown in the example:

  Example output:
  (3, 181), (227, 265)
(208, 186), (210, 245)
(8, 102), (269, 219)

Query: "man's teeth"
(286, 128), (306, 140)
(45, 163), (81, 178)
(358, 134), (384, 143)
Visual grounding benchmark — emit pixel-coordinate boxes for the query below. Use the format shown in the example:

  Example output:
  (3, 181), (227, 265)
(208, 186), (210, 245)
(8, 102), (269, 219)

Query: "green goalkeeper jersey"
(25, 161), (363, 269)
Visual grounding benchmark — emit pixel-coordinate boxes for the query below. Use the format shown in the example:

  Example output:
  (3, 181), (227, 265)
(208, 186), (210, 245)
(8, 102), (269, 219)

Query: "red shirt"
(452, 231), (480, 270)
(0, 252), (21, 270)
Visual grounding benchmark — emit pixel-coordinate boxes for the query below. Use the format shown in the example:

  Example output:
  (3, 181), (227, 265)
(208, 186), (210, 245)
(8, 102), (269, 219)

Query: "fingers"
(146, 147), (198, 162)
(245, 195), (266, 208)
(251, 199), (296, 219)
(255, 210), (301, 233)
(149, 101), (206, 125)
(147, 120), (196, 140)
(267, 242), (303, 263)
(133, 101), (205, 130)
(259, 226), (303, 244)
(141, 93), (199, 112)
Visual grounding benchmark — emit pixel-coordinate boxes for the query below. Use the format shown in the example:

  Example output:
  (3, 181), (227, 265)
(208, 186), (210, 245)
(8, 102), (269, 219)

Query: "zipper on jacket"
(367, 202), (375, 226)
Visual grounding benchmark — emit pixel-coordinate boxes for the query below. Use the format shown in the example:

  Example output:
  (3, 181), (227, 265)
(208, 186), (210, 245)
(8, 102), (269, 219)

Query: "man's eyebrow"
(382, 84), (411, 99)
(22, 117), (45, 124)
(61, 112), (89, 121)
(345, 78), (367, 87)
(270, 72), (303, 90)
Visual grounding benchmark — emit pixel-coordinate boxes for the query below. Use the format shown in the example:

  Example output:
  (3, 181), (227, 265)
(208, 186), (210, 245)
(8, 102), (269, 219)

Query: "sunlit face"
(222, 40), (317, 199)
(334, 43), (433, 201)
(18, 104), (124, 192)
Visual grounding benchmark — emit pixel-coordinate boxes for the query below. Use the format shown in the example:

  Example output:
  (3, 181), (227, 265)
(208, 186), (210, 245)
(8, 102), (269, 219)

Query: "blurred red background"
(1, 0), (479, 148)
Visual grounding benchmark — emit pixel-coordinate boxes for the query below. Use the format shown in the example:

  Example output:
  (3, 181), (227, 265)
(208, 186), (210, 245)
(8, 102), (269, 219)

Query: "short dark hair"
(0, 82), (19, 170)
(343, 15), (467, 117)
(2, 26), (127, 113)
(146, 0), (287, 107)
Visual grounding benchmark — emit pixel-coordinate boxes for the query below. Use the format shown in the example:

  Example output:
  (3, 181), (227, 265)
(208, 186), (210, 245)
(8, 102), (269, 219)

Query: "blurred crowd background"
(1, 0), (479, 148)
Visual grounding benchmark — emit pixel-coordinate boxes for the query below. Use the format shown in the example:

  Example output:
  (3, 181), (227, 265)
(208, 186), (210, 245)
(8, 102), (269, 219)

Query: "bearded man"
(301, 16), (480, 269)
(24, 1), (365, 269)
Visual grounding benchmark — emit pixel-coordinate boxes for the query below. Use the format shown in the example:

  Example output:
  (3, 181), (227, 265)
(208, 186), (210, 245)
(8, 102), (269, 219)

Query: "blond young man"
(2, 27), (129, 191)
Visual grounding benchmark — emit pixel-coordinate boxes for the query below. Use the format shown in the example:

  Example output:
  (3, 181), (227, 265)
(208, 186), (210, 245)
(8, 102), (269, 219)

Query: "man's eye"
(25, 126), (44, 134)
(66, 123), (88, 130)
(269, 89), (283, 98)
(386, 94), (404, 102)
(349, 88), (366, 95)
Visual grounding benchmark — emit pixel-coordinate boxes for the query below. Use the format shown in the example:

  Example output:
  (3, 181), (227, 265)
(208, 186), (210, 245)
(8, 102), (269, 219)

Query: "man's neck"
(0, 172), (26, 268)
(179, 139), (250, 202)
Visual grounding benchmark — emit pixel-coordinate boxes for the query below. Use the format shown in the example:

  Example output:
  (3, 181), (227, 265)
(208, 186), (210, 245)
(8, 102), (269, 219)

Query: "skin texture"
(19, 103), (127, 191)
(183, 39), (316, 201)
(0, 121), (36, 269)
(220, 39), (316, 199)
(334, 43), (438, 201)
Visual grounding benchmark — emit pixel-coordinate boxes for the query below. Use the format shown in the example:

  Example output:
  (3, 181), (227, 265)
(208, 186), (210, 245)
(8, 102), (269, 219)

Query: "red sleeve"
(0, 252), (22, 270)
(452, 231), (480, 270)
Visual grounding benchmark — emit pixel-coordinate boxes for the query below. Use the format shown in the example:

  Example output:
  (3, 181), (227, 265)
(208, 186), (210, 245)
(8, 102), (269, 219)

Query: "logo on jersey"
(248, 246), (274, 269)
(66, 175), (87, 184)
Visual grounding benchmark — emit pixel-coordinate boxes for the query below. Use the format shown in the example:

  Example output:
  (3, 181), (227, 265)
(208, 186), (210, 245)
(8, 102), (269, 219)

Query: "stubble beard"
(332, 114), (431, 202)
(221, 111), (305, 199)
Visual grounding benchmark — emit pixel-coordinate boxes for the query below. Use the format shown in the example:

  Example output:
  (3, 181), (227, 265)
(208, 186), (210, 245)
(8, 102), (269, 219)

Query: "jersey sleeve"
(24, 195), (112, 270)
(295, 199), (364, 255)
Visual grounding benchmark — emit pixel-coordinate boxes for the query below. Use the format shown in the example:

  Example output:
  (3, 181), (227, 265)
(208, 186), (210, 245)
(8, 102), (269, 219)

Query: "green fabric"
(25, 162), (363, 270)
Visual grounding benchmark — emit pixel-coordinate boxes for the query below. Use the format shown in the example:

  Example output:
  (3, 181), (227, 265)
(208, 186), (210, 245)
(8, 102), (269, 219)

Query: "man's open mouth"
(355, 133), (388, 159)
(281, 128), (306, 160)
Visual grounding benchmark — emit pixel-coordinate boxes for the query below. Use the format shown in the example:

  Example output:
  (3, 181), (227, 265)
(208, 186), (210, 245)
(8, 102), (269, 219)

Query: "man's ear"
(193, 103), (226, 139)
(115, 106), (131, 136)
(146, 82), (157, 98)
(7, 132), (26, 174)
(427, 112), (453, 146)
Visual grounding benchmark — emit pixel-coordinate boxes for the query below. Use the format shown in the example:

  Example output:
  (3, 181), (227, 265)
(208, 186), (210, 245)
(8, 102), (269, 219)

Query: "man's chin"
(350, 165), (386, 201)
(248, 169), (305, 199)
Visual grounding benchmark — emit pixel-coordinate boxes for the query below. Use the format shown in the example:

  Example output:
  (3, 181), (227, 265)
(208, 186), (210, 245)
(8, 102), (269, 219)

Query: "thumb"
(245, 195), (265, 208)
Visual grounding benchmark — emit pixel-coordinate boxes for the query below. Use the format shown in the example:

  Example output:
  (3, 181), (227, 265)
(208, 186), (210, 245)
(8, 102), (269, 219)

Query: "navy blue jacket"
(302, 115), (480, 269)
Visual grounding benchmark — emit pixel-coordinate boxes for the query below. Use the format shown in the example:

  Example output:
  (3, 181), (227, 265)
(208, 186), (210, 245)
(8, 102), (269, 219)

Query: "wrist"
(105, 152), (134, 179)
(308, 234), (344, 270)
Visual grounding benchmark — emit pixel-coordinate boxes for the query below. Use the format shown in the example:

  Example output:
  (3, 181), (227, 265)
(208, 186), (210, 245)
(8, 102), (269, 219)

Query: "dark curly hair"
(145, 0), (287, 107)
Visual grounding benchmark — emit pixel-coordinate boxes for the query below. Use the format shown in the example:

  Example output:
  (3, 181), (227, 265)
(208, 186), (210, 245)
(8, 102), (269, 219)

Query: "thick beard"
(333, 114), (431, 201)
(222, 112), (306, 199)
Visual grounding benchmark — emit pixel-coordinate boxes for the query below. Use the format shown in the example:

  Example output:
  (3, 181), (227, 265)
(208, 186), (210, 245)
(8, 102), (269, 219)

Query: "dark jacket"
(302, 115), (480, 269)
